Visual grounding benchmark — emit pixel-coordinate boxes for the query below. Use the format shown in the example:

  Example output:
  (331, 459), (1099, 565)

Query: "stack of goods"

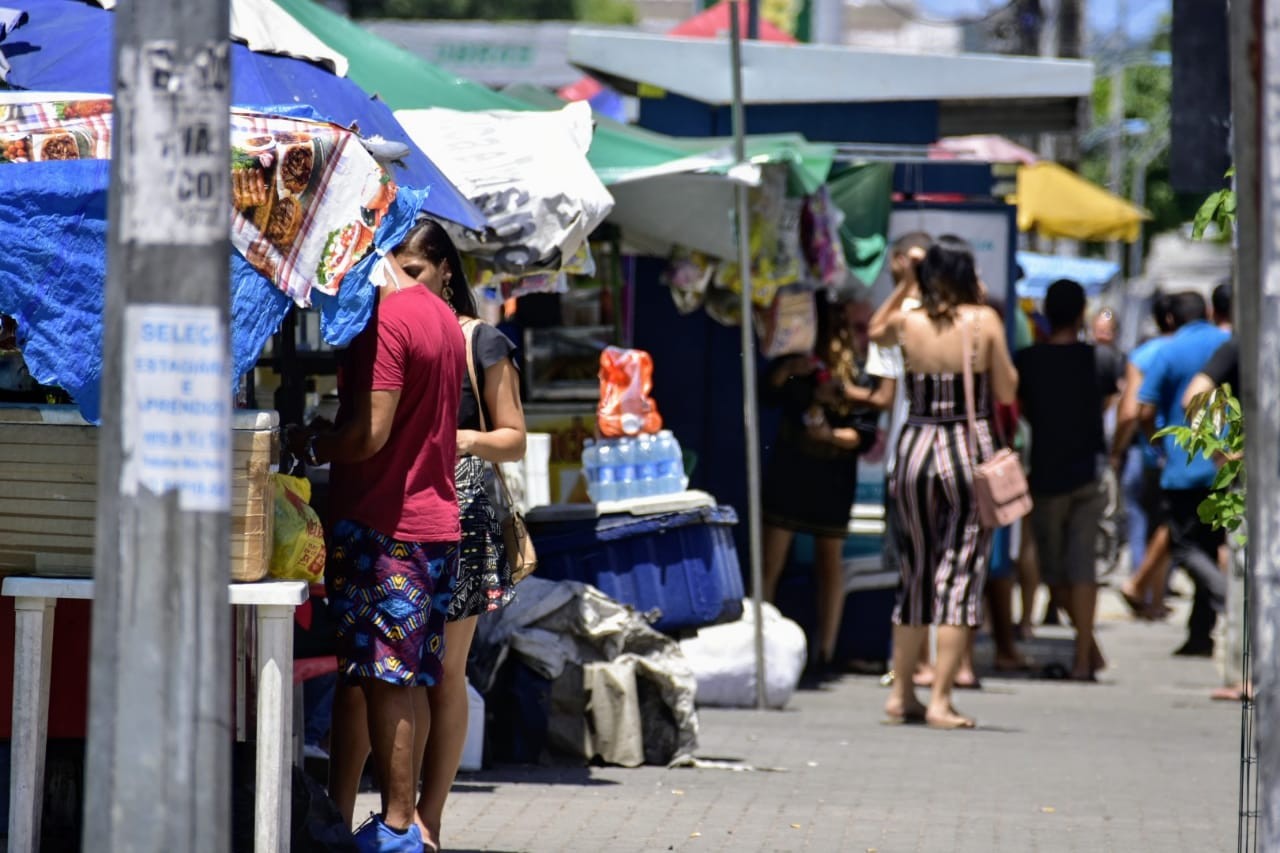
(581, 431), (687, 503)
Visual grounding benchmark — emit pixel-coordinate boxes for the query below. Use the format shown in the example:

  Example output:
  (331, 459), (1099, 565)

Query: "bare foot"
(912, 667), (936, 688)
(1090, 642), (1107, 673)
(994, 653), (1032, 672)
(926, 706), (976, 729)
(955, 670), (982, 690)
(884, 696), (928, 723)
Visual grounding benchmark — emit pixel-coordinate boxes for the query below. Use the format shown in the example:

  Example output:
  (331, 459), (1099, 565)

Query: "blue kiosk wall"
(630, 256), (779, 569)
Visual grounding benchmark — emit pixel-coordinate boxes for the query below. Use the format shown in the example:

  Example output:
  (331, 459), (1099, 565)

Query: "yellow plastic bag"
(269, 473), (326, 583)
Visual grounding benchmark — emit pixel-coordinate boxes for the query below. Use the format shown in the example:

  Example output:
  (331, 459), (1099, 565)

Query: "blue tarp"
(1015, 250), (1120, 300)
(0, 0), (486, 421)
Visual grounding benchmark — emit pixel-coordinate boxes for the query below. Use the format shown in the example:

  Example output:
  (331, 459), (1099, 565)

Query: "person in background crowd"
(323, 222), (527, 853)
(1016, 280), (1114, 681)
(1113, 295), (1177, 619)
(287, 219), (466, 853)
(1092, 307), (1119, 347)
(1180, 334), (1246, 701)
(1212, 280), (1233, 331)
(761, 295), (886, 684)
(1183, 336), (1238, 408)
(1138, 291), (1231, 657)
(865, 232), (934, 682)
(874, 236), (1018, 729)
(416, 225), (526, 853)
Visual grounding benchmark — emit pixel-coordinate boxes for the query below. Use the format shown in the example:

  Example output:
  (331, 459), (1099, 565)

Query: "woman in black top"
(760, 294), (885, 682)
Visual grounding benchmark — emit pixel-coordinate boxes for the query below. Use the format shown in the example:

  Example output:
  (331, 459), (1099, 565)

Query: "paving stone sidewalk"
(357, 590), (1243, 852)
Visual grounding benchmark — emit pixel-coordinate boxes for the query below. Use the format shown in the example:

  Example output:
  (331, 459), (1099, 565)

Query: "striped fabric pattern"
(890, 371), (997, 628)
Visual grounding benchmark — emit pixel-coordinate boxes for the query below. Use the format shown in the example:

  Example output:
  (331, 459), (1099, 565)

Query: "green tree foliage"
(349, 0), (635, 22)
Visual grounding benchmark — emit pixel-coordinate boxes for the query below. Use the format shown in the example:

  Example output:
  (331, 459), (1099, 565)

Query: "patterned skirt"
(325, 519), (458, 687)
(449, 455), (515, 621)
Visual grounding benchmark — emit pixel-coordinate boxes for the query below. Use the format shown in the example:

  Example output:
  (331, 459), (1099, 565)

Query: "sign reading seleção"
(121, 304), (231, 512)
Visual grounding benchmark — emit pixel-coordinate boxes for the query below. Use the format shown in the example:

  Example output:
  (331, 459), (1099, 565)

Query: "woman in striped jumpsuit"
(870, 236), (1018, 729)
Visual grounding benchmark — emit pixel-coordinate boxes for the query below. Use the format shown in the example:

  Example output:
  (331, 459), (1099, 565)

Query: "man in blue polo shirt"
(1138, 291), (1231, 657)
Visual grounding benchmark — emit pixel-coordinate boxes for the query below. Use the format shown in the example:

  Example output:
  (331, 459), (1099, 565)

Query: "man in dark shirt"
(1015, 279), (1116, 680)
(1183, 336), (1239, 409)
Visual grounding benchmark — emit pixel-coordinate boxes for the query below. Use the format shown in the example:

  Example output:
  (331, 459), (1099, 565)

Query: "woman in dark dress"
(761, 294), (887, 681)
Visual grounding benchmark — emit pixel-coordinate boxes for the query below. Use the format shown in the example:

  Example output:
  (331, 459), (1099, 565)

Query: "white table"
(1, 576), (307, 853)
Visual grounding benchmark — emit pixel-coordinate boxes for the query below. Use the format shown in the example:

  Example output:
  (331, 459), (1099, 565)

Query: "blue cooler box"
(527, 506), (745, 633)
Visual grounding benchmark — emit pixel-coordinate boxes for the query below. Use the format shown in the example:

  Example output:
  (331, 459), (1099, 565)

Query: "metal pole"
(1107, 0), (1127, 267)
(84, 0), (233, 850)
(747, 0), (760, 40)
(1128, 153), (1149, 279)
(729, 2), (767, 712)
(1233, 0), (1274, 846)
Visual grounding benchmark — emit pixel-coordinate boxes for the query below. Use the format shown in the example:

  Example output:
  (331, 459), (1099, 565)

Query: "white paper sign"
(118, 41), (229, 246)
(120, 305), (231, 511)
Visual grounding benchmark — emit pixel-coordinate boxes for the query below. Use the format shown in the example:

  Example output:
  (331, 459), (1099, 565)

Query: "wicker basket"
(0, 405), (278, 581)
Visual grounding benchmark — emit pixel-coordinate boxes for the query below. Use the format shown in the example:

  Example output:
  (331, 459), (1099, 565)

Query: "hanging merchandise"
(662, 247), (717, 315)
(598, 346), (663, 437)
(755, 287), (817, 358)
(801, 186), (850, 290)
(714, 166), (803, 308)
(703, 284), (743, 328)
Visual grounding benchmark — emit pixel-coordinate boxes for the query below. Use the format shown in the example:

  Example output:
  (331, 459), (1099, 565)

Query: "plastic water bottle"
(656, 430), (685, 495)
(615, 437), (637, 500)
(593, 440), (618, 503)
(581, 438), (598, 495)
(635, 433), (659, 497)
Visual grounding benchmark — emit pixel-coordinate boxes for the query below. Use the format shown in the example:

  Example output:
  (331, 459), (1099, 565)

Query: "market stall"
(0, 2), (496, 848)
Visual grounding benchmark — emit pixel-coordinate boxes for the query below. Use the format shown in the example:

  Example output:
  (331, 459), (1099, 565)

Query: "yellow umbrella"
(1015, 161), (1151, 243)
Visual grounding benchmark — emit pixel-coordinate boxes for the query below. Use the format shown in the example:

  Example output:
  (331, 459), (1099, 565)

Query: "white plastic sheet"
(394, 102), (615, 276)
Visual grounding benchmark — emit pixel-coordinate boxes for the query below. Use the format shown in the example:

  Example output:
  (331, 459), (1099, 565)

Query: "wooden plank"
(0, 462), (262, 485)
(0, 444), (98, 466)
(0, 530), (95, 549)
(0, 424), (97, 446)
(0, 515), (264, 537)
(0, 464), (97, 485)
(3, 482), (98, 502)
(0, 498), (98, 520)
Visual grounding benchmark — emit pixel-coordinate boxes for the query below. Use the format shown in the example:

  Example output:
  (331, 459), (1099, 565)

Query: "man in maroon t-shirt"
(289, 229), (464, 851)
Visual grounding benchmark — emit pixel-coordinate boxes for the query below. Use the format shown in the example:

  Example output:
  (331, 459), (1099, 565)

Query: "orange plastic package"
(597, 346), (663, 437)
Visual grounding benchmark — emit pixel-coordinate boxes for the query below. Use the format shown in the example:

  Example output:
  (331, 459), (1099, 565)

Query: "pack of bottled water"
(582, 430), (687, 503)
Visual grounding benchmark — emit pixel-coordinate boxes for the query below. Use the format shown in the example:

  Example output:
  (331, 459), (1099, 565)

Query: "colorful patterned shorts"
(325, 519), (459, 688)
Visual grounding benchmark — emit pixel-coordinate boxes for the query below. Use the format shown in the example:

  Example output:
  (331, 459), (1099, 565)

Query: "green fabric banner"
(827, 162), (893, 287)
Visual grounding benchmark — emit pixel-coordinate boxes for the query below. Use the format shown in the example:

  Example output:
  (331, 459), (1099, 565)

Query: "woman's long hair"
(917, 235), (982, 323)
(394, 218), (478, 319)
(815, 293), (862, 418)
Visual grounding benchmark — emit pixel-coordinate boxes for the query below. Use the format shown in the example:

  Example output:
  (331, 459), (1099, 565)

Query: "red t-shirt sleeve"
(370, 311), (410, 392)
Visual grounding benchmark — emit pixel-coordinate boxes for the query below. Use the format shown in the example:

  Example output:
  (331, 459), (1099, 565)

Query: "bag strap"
(960, 312), (980, 462)
(460, 317), (515, 505)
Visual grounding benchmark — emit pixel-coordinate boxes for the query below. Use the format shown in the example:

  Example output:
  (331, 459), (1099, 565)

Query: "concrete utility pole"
(83, 0), (233, 850)
(1231, 0), (1276, 846)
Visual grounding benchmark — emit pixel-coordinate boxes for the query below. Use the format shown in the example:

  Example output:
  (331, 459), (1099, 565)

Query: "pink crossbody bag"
(960, 316), (1033, 529)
